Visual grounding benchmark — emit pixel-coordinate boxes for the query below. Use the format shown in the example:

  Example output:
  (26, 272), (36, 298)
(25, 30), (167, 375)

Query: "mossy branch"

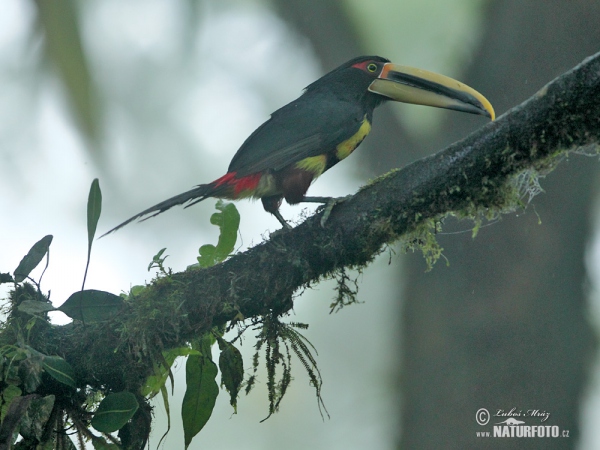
(45, 51), (600, 392)
(170, 50), (600, 327)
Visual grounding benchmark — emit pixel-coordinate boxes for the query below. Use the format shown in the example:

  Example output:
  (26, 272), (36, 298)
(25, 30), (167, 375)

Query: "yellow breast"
(335, 116), (371, 160)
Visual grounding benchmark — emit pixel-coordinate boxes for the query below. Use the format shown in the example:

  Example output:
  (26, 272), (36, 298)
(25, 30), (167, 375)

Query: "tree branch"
(55, 51), (600, 391)
(185, 50), (600, 320)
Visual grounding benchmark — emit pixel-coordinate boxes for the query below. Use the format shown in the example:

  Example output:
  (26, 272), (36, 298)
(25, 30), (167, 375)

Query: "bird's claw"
(320, 195), (351, 227)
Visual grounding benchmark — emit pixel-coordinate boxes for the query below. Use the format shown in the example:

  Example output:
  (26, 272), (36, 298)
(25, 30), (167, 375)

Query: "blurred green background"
(2, 0), (600, 448)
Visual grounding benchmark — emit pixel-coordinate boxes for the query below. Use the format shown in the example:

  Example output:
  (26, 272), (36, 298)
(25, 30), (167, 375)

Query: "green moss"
(330, 267), (362, 313)
(391, 149), (573, 269)
(360, 167), (402, 191)
(400, 219), (445, 270)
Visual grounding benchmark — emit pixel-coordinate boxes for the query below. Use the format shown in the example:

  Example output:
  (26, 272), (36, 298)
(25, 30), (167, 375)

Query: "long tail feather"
(100, 184), (213, 237)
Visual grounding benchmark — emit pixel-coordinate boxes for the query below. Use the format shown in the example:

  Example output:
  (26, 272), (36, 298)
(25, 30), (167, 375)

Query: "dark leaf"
(91, 392), (139, 433)
(217, 338), (244, 412)
(13, 235), (53, 283)
(182, 338), (219, 448)
(157, 384), (171, 449)
(0, 273), (13, 284)
(0, 386), (23, 423)
(3, 363), (22, 387)
(61, 436), (79, 450)
(141, 347), (199, 398)
(83, 178), (102, 290)
(17, 300), (56, 316)
(42, 356), (76, 388)
(87, 178), (102, 248)
(20, 356), (44, 393)
(58, 289), (124, 323)
(19, 394), (55, 442)
(0, 394), (35, 447)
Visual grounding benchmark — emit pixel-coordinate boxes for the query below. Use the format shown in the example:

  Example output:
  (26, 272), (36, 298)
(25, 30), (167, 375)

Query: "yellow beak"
(369, 63), (495, 120)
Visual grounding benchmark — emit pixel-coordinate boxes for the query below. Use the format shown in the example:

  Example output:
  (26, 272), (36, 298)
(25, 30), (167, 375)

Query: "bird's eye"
(367, 63), (378, 73)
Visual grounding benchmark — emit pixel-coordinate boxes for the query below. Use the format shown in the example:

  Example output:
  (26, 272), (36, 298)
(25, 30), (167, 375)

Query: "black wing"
(228, 93), (366, 177)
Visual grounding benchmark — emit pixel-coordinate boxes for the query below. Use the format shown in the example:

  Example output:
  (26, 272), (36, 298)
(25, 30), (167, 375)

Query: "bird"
(103, 55), (494, 235)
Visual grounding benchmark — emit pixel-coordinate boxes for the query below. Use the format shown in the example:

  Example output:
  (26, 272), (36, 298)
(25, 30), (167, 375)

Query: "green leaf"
(42, 356), (76, 388)
(91, 392), (139, 433)
(83, 178), (102, 290)
(17, 300), (56, 316)
(197, 245), (216, 268)
(197, 201), (240, 268)
(58, 289), (124, 323)
(182, 340), (219, 448)
(0, 385), (22, 422)
(148, 248), (168, 272)
(217, 338), (244, 413)
(141, 347), (200, 398)
(157, 384), (171, 448)
(87, 178), (102, 248)
(91, 437), (121, 449)
(13, 235), (53, 283)
(4, 360), (22, 386)
(129, 285), (146, 297)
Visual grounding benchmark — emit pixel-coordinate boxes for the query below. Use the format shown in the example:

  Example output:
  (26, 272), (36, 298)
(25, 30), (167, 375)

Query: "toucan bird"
(104, 55), (494, 234)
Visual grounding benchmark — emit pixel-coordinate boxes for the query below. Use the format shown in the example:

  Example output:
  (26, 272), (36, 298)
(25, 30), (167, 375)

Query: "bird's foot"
(268, 212), (292, 239)
(263, 196), (292, 230)
(272, 210), (292, 230)
(302, 195), (352, 227)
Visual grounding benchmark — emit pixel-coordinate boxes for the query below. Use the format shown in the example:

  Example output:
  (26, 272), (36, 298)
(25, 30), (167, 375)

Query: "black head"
(314, 55), (391, 82)
(304, 56), (391, 107)
(304, 55), (495, 119)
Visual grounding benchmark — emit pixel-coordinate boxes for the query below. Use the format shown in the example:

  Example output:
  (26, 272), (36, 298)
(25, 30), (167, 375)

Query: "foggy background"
(1, 0), (599, 448)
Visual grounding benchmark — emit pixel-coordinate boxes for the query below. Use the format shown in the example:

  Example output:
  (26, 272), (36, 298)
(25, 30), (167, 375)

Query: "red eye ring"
(351, 60), (381, 73)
